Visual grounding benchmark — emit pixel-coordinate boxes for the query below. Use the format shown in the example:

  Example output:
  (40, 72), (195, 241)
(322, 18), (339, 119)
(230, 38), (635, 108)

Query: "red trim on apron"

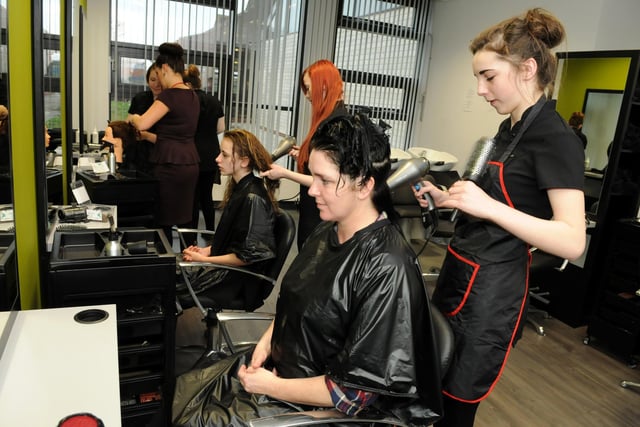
(442, 162), (531, 403)
(443, 250), (531, 404)
(443, 246), (480, 317)
(489, 161), (515, 208)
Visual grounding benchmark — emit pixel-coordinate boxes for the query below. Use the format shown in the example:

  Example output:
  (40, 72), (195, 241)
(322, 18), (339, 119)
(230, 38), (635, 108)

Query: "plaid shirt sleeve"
(324, 376), (379, 416)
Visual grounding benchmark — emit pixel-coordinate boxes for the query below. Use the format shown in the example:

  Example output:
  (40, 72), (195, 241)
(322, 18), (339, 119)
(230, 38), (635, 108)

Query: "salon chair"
(174, 307), (453, 426)
(239, 296), (454, 426)
(527, 248), (568, 336)
(174, 240), (454, 426)
(175, 209), (296, 359)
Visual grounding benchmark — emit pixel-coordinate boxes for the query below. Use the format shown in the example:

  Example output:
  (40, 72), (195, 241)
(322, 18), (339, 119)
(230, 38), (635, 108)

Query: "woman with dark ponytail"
(414, 9), (586, 426)
(130, 42), (200, 244)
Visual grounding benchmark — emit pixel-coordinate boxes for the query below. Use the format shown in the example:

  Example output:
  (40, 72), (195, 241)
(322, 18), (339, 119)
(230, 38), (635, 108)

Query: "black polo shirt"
(493, 100), (585, 220)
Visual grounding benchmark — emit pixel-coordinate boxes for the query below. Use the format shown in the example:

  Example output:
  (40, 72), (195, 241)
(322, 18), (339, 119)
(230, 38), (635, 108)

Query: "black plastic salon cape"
(172, 218), (443, 426)
(180, 173), (276, 298)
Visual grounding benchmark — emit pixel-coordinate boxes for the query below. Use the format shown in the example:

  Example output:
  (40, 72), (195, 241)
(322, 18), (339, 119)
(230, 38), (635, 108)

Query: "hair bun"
(159, 42), (184, 58)
(187, 64), (200, 77)
(525, 8), (565, 49)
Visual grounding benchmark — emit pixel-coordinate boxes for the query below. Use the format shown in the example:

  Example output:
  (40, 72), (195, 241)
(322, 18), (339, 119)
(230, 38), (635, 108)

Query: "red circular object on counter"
(57, 413), (105, 427)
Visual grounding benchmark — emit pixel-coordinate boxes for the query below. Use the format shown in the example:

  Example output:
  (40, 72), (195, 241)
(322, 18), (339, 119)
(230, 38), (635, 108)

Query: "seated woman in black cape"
(172, 114), (443, 427)
(178, 128), (278, 308)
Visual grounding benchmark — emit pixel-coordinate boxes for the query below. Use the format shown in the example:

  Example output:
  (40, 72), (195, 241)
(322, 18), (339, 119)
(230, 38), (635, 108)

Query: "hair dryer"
(271, 136), (296, 161)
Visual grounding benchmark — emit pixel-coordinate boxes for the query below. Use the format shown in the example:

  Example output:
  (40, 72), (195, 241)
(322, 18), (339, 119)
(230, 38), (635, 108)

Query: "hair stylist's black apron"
(433, 97), (545, 403)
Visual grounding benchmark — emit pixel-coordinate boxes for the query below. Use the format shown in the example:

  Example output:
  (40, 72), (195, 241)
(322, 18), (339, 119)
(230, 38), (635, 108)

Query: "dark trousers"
(435, 395), (480, 427)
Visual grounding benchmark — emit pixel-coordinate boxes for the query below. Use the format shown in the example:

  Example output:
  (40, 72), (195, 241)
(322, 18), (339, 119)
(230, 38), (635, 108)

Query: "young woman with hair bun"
(414, 9), (586, 426)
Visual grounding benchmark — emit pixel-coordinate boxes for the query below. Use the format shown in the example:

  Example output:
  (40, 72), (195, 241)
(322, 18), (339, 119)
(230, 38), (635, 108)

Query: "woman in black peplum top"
(130, 42), (200, 244)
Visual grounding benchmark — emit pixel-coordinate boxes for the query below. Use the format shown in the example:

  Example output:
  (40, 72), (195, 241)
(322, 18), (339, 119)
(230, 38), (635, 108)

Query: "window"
(336, 0), (430, 148)
(110, 1), (236, 121)
(42, 0), (62, 128)
(109, 0), (430, 151)
(110, 0), (301, 152)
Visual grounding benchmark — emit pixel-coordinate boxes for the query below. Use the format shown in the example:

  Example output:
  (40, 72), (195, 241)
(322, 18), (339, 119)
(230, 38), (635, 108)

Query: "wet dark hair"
(155, 42), (185, 74)
(310, 113), (396, 220)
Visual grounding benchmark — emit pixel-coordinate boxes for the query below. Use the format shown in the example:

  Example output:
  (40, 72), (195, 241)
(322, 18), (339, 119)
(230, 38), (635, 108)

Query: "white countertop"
(0, 304), (121, 426)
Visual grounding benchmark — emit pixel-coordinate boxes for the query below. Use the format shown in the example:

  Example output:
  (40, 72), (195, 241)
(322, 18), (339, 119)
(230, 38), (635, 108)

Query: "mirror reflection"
(0, 0), (9, 205)
(0, 104), (9, 203)
(555, 54), (631, 215)
(43, 0), (63, 205)
(0, 0), (17, 312)
(582, 89), (623, 172)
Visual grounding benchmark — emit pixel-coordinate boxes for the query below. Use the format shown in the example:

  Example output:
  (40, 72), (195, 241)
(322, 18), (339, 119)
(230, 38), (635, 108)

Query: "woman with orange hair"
(261, 59), (349, 249)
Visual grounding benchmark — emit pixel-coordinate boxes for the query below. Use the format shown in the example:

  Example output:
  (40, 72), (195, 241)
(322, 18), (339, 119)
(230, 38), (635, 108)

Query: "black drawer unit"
(46, 228), (176, 427)
(76, 170), (158, 228)
(586, 219), (640, 365)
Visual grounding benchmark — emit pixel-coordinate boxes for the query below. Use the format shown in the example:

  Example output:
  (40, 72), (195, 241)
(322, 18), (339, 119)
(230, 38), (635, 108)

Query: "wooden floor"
(175, 210), (640, 426)
(476, 317), (640, 426)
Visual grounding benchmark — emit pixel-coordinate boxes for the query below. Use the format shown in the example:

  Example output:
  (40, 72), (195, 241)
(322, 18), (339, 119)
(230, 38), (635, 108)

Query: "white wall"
(415, 0), (640, 168)
(74, 0), (111, 135)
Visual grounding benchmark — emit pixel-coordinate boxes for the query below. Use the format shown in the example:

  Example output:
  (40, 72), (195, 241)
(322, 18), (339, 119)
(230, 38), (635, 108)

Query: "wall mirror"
(582, 89), (623, 172)
(43, 0), (65, 205)
(0, 0), (18, 312)
(554, 52), (632, 217)
(536, 50), (640, 327)
(0, 0), (9, 204)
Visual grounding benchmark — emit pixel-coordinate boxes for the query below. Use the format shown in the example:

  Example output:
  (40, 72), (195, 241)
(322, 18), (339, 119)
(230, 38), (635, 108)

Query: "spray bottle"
(108, 144), (117, 175)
